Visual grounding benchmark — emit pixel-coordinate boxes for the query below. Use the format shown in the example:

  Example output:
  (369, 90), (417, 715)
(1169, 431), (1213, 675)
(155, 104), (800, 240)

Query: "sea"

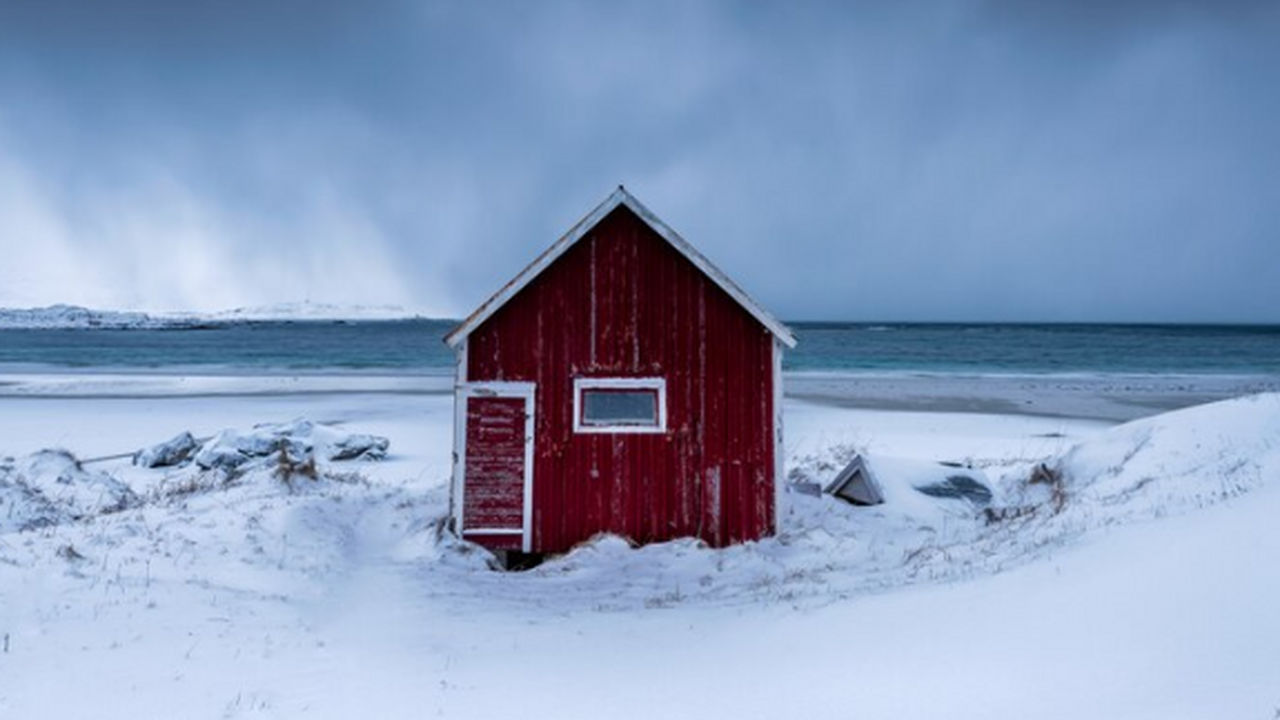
(1, 320), (1279, 377)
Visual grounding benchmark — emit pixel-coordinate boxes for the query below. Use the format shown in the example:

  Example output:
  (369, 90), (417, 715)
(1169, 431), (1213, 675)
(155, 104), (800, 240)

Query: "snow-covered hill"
(0, 304), (178, 329)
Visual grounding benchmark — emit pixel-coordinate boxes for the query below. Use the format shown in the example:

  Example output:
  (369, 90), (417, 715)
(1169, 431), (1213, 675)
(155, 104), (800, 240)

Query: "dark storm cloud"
(1, 1), (1277, 321)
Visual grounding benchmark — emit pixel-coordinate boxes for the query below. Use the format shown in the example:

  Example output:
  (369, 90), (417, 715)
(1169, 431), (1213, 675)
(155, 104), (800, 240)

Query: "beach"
(7, 366), (1277, 411)
(2, 371), (1279, 719)
(787, 371), (1280, 420)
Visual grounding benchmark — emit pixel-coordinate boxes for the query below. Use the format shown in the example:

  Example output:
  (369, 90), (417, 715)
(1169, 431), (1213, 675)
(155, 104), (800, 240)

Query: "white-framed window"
(573, 377), (667, 434)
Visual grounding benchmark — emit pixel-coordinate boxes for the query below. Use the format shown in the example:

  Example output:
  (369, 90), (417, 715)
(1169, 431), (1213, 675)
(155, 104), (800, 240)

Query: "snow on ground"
(1, 385), (1279, 719)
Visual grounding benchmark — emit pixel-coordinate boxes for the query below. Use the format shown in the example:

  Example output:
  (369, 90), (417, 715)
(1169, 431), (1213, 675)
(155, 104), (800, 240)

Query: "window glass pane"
(582, 390), (657, 425)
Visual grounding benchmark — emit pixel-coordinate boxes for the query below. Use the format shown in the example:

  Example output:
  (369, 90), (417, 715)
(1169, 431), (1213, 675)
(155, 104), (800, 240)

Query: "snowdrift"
(0, 450), (137, 532)
(2, 395), (1277, 615)
(1055, 391), (1279, 515)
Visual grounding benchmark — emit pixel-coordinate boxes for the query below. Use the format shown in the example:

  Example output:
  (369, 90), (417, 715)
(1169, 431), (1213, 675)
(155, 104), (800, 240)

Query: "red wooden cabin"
(444, 187), (796, 558)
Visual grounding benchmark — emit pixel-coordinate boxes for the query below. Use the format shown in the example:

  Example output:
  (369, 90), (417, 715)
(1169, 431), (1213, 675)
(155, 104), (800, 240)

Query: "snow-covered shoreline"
(2, 377), (1278, 719)
(4, 367), (1276, 422)
(0, 372), (453, 399)
(787, 370), (1280, 420)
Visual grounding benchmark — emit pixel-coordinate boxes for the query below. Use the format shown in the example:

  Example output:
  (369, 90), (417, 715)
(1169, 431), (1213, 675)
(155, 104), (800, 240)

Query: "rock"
(327, 433), (389, 461)
(174, 419), (390, 474)
(134, 431), (200, 468)
(193, 431), (253, 471)
(913, 474), (994, 505)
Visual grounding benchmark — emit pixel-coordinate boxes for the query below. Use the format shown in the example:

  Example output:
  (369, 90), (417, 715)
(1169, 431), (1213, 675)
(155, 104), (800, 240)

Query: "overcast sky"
(1, 1), (1277, 322)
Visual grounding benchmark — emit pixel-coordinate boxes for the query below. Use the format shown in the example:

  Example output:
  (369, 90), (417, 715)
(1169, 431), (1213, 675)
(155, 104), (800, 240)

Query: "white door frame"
(454, 381), (536, 553)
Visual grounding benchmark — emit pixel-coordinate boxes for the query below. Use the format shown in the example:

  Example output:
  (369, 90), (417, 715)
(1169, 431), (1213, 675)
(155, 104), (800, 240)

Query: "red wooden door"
(461, 388), (533, 551)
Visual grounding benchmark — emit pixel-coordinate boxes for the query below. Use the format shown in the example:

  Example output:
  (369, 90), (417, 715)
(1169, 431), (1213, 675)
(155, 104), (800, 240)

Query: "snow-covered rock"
(134, 431), (200, 468)
(328, 431), (390, 461)
(184, 419), (389, 473)
(192, 430), (257, 472)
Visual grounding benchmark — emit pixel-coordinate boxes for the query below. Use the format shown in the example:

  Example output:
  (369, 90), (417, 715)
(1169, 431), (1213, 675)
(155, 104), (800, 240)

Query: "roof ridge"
(444, 188), (796, 349)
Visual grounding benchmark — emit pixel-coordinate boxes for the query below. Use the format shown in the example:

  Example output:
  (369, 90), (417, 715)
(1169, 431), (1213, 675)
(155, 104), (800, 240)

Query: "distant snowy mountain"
(0, 304), (180, 329)
(207, 301), (423, 321)
(0, 302), (425, 329)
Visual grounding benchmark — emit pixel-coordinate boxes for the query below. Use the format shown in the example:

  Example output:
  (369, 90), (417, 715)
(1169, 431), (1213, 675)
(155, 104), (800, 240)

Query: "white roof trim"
(445, 186), (797, 349)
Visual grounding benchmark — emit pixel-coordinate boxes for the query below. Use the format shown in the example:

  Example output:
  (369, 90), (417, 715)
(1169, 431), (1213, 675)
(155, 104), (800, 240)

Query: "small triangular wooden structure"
(824, 454), (885, 506)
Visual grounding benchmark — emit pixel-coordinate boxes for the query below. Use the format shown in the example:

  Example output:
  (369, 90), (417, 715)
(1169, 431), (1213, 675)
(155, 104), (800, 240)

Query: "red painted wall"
(466, 206), (776, 553)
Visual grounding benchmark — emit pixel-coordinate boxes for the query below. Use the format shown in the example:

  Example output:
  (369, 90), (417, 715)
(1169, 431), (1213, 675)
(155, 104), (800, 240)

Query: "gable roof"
(444, 186), (797, 349)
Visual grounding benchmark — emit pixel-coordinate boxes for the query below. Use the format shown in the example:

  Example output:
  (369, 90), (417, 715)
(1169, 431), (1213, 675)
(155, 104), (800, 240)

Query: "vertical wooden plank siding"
(466, 207), (775, 553)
